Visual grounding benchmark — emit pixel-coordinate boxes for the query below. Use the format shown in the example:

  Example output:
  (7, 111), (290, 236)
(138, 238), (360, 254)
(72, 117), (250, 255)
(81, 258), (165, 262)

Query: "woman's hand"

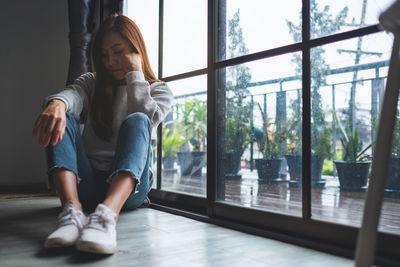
(121, 52), (142, 74)
(32, 99), (67, 147)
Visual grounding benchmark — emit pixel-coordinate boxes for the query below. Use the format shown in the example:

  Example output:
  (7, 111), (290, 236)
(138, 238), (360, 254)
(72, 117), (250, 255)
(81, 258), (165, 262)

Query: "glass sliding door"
(213, 0), (303, 216)
(308, 3), (397, 232)
(124, 0), (400, 259)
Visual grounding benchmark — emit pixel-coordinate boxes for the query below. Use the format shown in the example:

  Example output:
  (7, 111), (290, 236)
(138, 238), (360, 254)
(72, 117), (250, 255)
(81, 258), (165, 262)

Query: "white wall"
(0, 0), (69, 186)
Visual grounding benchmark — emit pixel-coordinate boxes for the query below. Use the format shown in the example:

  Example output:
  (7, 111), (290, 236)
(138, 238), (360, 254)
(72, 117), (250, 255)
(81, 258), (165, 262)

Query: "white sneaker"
(76, 204), (117, 254)
(44, 201), (88, 248)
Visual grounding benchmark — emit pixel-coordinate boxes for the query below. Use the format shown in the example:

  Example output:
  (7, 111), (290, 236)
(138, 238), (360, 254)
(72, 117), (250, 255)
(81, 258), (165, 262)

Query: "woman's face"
(101, 31), (133, 81)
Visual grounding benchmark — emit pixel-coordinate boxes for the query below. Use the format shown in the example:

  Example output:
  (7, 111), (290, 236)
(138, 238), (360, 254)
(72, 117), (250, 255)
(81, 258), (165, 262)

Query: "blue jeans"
(45, 112), (152, 212)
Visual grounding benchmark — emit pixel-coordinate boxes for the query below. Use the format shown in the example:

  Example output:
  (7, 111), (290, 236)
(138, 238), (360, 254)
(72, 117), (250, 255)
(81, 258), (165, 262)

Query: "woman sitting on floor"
(32, 14), (173, 254)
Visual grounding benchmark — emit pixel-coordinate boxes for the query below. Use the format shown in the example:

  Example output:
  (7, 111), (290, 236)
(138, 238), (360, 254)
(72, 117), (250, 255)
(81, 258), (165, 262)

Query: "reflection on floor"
(161, 169), (400, 234)
(0, 196), (354, 267)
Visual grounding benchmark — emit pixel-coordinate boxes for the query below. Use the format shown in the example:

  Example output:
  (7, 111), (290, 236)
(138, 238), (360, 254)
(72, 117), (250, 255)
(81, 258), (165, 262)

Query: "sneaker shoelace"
(58, 207), (85, 229)
(87, 212), (115, 232)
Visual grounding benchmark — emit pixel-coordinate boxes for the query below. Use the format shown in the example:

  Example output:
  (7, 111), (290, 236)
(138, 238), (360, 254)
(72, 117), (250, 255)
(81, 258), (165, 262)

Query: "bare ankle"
(62, 200), (82, 211)
(100, 202), (119, 222)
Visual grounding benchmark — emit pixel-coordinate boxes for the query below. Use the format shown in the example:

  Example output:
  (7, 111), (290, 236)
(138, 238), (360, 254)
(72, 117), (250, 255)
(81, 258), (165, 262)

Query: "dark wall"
(0, 0), (69, 186)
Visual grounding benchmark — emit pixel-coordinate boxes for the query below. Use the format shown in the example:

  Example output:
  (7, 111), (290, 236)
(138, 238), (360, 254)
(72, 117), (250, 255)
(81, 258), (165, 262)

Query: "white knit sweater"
(44, 71), (173, 171)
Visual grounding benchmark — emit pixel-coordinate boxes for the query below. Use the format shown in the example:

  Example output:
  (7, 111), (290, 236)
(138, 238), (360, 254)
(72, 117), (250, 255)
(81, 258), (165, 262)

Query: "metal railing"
(168, 60), (389, 172)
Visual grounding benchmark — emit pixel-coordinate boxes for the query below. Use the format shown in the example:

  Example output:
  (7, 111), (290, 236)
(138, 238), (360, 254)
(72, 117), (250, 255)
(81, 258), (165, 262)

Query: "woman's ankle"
(61, 199), (83, 211)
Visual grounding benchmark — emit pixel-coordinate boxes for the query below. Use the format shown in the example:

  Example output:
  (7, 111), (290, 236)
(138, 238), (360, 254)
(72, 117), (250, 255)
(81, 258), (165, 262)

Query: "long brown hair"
(91, 14), (159, 141)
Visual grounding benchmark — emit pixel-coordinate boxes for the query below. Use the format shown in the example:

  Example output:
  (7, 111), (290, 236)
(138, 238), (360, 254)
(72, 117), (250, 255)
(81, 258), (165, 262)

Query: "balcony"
(159, 59), (400, 235)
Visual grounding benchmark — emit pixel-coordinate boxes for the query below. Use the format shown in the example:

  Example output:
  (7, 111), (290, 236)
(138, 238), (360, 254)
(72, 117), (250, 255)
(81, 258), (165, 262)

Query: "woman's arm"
(32, 99), (66, 147)
(125, 71), (174, 127)
(33, 73), (95, 147)
(121, 52), (174, 127)
(43, 73), (95, 121)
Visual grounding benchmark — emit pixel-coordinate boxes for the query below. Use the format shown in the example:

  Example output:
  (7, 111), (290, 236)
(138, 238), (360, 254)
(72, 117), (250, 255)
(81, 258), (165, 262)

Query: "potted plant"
(176, 99), (207, 177)
(310, 88), (333, 185)
(286, 1), (347, 186)
(284, 96), (331, 186)
(284, 96), (303, 183)
(254, 104), (285, 182)
(310, 124), (332, 184)
(162, 123), (185, 169)
(225, 116), (251, 179)
(333, 110), (373, 191)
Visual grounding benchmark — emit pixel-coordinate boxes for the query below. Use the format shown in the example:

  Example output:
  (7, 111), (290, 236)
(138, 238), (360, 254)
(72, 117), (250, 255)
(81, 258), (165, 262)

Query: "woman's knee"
(124, 112), (151, 125)
(121, 112), (151, 131)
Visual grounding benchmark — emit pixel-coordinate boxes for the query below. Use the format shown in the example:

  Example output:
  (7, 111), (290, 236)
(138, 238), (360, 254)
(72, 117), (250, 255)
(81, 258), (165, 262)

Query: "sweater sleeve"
(125, 71), (174, 127)
(42, 72), (95, 121)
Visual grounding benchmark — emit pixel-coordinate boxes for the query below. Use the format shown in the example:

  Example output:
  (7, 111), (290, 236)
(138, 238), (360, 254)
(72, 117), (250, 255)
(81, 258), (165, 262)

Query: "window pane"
(311, 0), (395, 39)
(163, 0), (207, 77)
(161, 75), (207, 197)
(310, 32), (397, 231)
(222, 0), (302, 61)
(124, 0), (159, 77)
(217, 53), (302, 216)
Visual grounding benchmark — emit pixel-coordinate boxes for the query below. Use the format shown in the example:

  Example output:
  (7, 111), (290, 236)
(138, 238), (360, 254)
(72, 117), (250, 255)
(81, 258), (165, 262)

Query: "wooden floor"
(161, 169), (400, 235)
(0, 196), (355, 267)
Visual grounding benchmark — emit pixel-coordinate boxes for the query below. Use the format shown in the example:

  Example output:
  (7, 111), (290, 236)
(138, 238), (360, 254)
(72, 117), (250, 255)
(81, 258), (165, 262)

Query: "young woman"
(32, 14), (173, 254)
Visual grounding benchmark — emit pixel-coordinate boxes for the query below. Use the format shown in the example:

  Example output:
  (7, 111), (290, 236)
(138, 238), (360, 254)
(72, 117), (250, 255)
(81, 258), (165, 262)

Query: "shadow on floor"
(36, 247), (112, 264)
(1, 203), (112, 264)
(1, 206), (60, 242)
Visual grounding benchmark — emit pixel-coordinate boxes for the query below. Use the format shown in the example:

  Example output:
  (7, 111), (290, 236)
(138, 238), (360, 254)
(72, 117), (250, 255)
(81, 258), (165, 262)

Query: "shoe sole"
(76, 240), (117, 254)
(44, 238), (75, 248)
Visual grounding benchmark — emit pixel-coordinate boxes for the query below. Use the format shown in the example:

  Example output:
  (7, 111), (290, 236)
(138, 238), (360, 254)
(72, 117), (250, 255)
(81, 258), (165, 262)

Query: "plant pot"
(285, 155), (324, 184)
(225, 152), (242, 179)
(285, 154), (301, 181)
(386, 157), (400, 191)
(255, 158), (283, 181)
(334, 160), (371, 191)
(163, 156), (175, 169)
(177, 151), (206, 177)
